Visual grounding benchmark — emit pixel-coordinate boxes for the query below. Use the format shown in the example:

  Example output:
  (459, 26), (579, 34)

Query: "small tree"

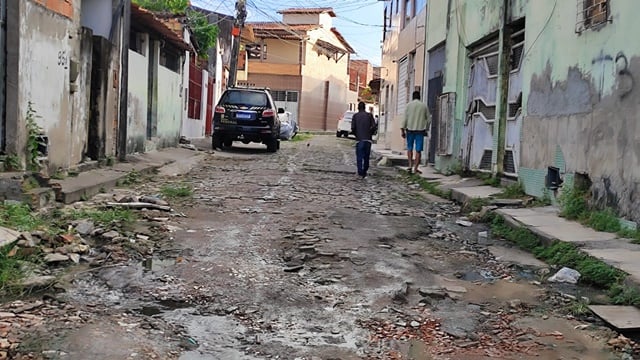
(132, 0), (218, 59)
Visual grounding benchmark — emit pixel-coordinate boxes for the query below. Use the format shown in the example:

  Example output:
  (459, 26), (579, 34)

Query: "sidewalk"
(371, 146), (640, 289)
(49, 147), (206, 204)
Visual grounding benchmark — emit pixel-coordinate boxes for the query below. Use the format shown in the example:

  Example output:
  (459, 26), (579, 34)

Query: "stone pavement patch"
(488, 245), (547, 268)
(589, 305), (640, 330)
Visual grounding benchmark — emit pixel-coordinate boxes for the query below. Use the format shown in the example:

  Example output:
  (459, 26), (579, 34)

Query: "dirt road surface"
(7, 136), (628, 359)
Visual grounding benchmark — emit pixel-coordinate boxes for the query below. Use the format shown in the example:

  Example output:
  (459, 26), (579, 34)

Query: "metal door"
(504, 30), (525, 176)
(427, 76), (442, 164)
(0, 0), (6, 151)
(461, 40), (499, 171)
(396, 57), (409, 117)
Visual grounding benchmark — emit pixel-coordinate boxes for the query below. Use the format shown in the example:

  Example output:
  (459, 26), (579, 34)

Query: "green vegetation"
(558, 185), (640, 242)
(609, 283), (640, 306)
(132, 0), (219, 58)
(496, 182), (526, 199)
(122, 170), (142, 185)
(488, 213), (640, 304)
(3, 154), (21, 171)
(0, 246), (28, 293)
(480, 173), (501, 187)
(567, 300), (591, 317)
(50, 169), (67, 180)
(25, 102), (44, 172)
(291, 132), (313, 142)
(0, 203), (43, 232)
(402, 170), (452, 199)
(160, 183), (193, 198)
(467, 197), (490, 213)
(67, 208), (136, 227)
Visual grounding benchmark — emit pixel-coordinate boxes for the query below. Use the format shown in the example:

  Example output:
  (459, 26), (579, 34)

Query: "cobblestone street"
(3, 136), (626, 359)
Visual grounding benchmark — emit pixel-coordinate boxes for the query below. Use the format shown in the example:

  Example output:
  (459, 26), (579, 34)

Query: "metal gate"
(0, 0), (6, 151)
(396, 56), (409, 117)
(461, 40), (499, 172)
(504, 29), (525, 176)
(272, 90), (299, 125)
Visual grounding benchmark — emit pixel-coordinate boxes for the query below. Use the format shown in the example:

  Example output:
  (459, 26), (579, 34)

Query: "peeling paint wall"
(156, 65), (183, 148)
(127, 49), (148, 154)
(424, 0), (507, 173)
(12, 0), (90, 170)
(519, 0), (640, 222)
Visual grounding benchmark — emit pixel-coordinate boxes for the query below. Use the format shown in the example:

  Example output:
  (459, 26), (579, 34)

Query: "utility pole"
(495, 0), (511, 175)
(118, 0), (131, 161)
(228, 0), (246, 88)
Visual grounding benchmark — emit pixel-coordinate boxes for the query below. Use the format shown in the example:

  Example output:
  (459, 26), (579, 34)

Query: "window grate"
(477, 100), (496, 120)
(576, 0), (609, 33)
(510, 45), (524, 71)
(504, 150), (516, 174)
(485, 54), (499, 76)
(479, 150), (492, 170)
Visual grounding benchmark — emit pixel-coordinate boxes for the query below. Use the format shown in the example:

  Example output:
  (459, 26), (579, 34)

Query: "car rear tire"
(336, 131), (341, 138)
(212, 134), (222, 150)
(266, 138), (279, 153)
(223, 139), (233, 148)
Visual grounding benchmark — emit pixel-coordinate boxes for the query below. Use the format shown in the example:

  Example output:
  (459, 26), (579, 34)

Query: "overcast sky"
(192, 0), (385, 66)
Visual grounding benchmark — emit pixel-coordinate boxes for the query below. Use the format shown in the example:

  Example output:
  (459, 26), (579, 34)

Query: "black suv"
(212, 87), (281, 152)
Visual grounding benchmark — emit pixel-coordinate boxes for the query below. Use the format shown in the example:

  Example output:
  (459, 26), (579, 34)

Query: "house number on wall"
(57, 51), (68, 69)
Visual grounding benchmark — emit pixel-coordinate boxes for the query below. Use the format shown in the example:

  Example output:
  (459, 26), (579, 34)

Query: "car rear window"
(343, 112), (356, 120)
(223, 91), (269, 107)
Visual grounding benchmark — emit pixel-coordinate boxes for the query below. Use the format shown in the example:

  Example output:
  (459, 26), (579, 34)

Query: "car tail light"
(262, 109), (275, 117)
(215, 106), (225, 114)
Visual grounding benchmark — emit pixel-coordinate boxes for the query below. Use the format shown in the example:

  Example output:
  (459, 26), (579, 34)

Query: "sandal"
(407, 167), (413, 174)
(414, 168), (422, 174)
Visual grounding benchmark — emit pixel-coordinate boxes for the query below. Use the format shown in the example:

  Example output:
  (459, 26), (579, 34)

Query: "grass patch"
(66, 208), (136, 227)
(558, 185), (640, 241)
(403, 171), (451, 199)
(609, 283), (640, 306)
(496, 182), (526, 199)
(566, 300), (592, 317)
(466, 198), (490, 213)
(0, 247), (27, 293)
(121, 170), (142, 185)
(160, 183), (193, 198)
(478, 173), (501, 187)
(0, 203), (43, 231)
(489, 214), (625, 289)
(291, 132), (313, 142)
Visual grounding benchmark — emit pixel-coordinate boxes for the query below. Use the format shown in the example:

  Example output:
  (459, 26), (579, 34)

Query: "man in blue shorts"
(401, 91), (431, 174)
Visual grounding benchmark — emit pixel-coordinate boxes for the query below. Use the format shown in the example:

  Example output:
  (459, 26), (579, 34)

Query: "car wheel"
(266, 138), (278, 152)
(212, 134), (222, 150)
(223, 139), (233, 148)
(336, 131), (341, 138)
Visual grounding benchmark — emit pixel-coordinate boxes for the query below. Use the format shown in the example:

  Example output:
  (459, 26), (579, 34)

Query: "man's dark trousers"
(356, 141), (372, 177)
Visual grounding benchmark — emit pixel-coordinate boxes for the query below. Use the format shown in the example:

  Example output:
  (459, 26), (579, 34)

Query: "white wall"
(127, 50), (148, 153)
(156, 65), (183, 146)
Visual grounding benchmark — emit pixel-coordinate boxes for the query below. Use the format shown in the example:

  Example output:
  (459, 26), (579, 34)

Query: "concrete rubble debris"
(44, 253), (69, 263)
(456, 219), (473, 227)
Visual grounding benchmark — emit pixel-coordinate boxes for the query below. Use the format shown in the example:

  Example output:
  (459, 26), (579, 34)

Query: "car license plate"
(236, 112), (252, 120)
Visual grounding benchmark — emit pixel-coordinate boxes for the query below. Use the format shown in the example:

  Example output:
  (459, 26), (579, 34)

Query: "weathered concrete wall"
(380, 4), (427, 151)
(12, 0), (90, 170)
(127, 49), (148, 154)
(299, 28), (350, 130)
(156, 65), (183, 148)
(519, 0), (640, 222)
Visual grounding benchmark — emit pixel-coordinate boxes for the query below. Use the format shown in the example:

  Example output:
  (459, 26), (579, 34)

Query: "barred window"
(577, 0), (609, 32)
